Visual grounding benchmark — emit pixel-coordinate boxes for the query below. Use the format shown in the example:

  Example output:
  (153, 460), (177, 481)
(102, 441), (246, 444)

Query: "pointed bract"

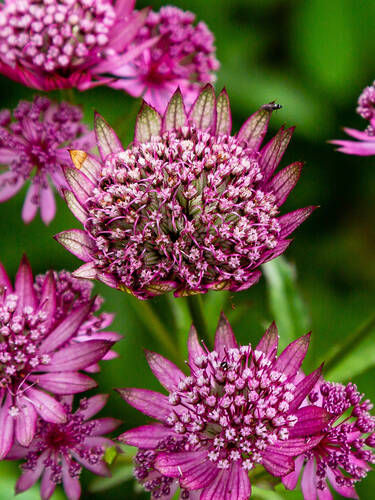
(135, 102), (162, 143)
(189, 84), (216, 132)
(162, 88), (188, 132)
(94, 113), (123, 160)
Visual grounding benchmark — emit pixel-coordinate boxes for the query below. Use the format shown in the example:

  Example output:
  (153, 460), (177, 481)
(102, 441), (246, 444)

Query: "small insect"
(261, 102), (282, 111)
(220, 361), (228, 370)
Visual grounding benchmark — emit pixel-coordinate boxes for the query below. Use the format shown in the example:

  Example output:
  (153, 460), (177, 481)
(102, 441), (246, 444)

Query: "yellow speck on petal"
(69, 150), (87, 169)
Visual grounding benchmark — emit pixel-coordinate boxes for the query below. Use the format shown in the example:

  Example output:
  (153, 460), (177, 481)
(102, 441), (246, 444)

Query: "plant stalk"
(186, 294), (211, 348)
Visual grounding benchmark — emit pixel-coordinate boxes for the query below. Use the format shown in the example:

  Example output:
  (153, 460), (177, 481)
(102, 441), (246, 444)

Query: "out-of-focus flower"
(0, 256), (115, 459)
(110, 6), (219, 112)
(117, 315), (329, 500)
(283, 379), (375, 499)
(0, 0), (151, 91)
(0, 97), (94, 224)
(331, 81), (375, 156)
(34, 269), (122, 372)
(9, 394), (121, 500)
(56, 86), (314, 299)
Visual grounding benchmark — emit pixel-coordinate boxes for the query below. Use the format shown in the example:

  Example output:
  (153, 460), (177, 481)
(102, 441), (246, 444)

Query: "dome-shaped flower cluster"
(56, 86), (313, 299)
(0, 256), (119, 460)
(111, 6), (219, 111)
(0, 96), (94, 224)
(0, 0), (150, 91)
(118, 316), (328, 500)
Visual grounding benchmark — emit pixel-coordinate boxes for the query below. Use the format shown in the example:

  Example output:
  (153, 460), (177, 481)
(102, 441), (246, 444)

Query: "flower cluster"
(0, 256), (119, 460)
(9, 394), (120, 500)
(331, 80), (375, 156)
(0, 0), (150, 91)
(118, 315), (329, 499)
(56, 86), (313, 299)
(0, 96), (94, 224)
(111, 6), (219, 111)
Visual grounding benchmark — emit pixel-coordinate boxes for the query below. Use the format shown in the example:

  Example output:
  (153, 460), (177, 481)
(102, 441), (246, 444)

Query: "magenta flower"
(0, 96), (94, 224)
(8, 394), (121, 500)
(0, 256), (115, 459)
(117, 315), (329, 500)
(331, 81), (375, 156)
(0, 0), (151, 91)
(283, 379), (375, 499)
(110, 6), (219, 112)
(56, 86), (314, 299)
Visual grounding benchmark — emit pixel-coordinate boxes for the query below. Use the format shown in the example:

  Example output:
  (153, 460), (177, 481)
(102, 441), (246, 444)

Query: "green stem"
(324, 312), (375, 373)
(129, 298), (184, 368)
(59, 88), (76, 104)
(186, 295), (211, 348)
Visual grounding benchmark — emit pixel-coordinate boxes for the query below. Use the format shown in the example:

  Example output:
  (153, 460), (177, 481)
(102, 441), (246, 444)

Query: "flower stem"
(186, 295), (211, 347)
(324, 312), (375, 373)
(129, 298), (184, 368)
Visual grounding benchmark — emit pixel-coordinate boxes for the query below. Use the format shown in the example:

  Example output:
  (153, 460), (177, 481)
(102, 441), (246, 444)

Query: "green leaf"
(252, 486), (284, 500)
(89, 464), (134, 493)
(263, 256), (310, 349)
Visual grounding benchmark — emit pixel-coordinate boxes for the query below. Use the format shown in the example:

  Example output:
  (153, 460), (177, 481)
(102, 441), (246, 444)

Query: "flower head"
(9, 394), (121, 500)
(331, 80), (375, 156)
(117, 315), (329, 499)
(0, 256), (116, 459)
(0, 96), (94, 224)
(0, 0), (150, 91)
(56, 86), (314, 299)
(111, 6), (219, 112)
(283, 379), (375, 499)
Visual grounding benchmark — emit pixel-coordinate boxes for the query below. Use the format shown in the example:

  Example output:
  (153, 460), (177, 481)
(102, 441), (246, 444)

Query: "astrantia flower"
(117, 315), (329, 500)
(111, 6), (219, 112)
(9, 394), (121, 500)
(0, 96), (94, 224)
(56, 86), (314, 299)
(0, 0), (151, 91)
(34, 269), (122, 372)
(331, 81), (375, 156)
(283, 379), (375, 499)
(0, 256), (115, 459)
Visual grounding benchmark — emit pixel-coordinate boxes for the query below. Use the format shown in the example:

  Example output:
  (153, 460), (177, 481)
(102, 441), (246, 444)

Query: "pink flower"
(0, 96), (94, 224)
(110, 6), (219, 112)
(331, 81), (375, 156)
(283, 379), (375, 499)
(0, 256), (116, 459)
(0, 0), (150, 91)
(117, 315), (329, 500)
(56, 86), (314, 299)
(8, 394), (121, 500)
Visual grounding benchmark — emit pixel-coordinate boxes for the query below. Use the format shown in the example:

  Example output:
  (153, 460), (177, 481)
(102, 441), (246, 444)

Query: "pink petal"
(15, 254), (37, 312)
(267, 161), (303, 206)
(289, 365), (324, 412)
(94, 113), (123, 160)
(266, 435), (322, 457)
(301, 458), (317, 500)
(77, 152), (102, 182)
(72, 261), (97, 279)
(26, 387), (66, 424)
(90, 417), (121, 435)
(255, 322), (279, 361)
(119, 423), (175, 448)
(15, 396), (37, 446)
(40, 181), (56, 224)
(22, 182), (40, 223)
(290, 406), (331, 438)
(342, 127), (375, 140)
(145, 350), (186, 392)
(134, 101), (162, 143)
(201, 462), (251, 500)
(62, 189), (86, 222)
(274, 333), (311, 378)
(0, 170), (25, 202)
(39, 301), (93, 353)
(54, 229), (96, 262)
(282, 455), (304, 490)
(41, 340), (113, 372)
(188, 84), (216, 132)
(162, 88), (188, 133)
(237, 105), (273, 150)
(215, 87), (232, 136)
(37, 271), (56, 331)
(187, 325), (205, 374)
(79, 394), (109, 420)
(279, 207), (316, 238)
(40, 468), (57, 500)
(63, 165), (95, 206)
(16, 450), (47, 493)
(260, 126), (294, 181)
(62, 456), (81, 500)
(30, 371), (97, 394)
(116, 388), (172, 422)
(0, 393), (14, 459)
(326, 468), (358, 498)
(0, 261), (12, 296)
(214, 312), (238, 357)
(262, 450), (295, 477)
(72, 450), (110, 476)
(317, 485), (334, 500)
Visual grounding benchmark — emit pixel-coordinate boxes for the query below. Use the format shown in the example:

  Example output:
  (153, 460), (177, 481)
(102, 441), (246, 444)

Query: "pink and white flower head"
(331, 81), (375, 156)
(117, 315), (330, 500)
(56, 86), (314, 299)
(0, 0), (151, 91)
(0, 256), (116, 460)
(283, 379), (375, 500)
(110, 6), (219, 112)
(9, 394), (121, 500)
(0, 96), (94, 224)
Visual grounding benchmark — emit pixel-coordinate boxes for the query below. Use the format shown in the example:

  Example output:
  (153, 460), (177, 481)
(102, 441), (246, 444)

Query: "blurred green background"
(0, 0), (374, 498)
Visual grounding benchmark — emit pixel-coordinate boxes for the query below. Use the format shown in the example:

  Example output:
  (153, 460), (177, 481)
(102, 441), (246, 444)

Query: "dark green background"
(0, 0), (374, 498)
